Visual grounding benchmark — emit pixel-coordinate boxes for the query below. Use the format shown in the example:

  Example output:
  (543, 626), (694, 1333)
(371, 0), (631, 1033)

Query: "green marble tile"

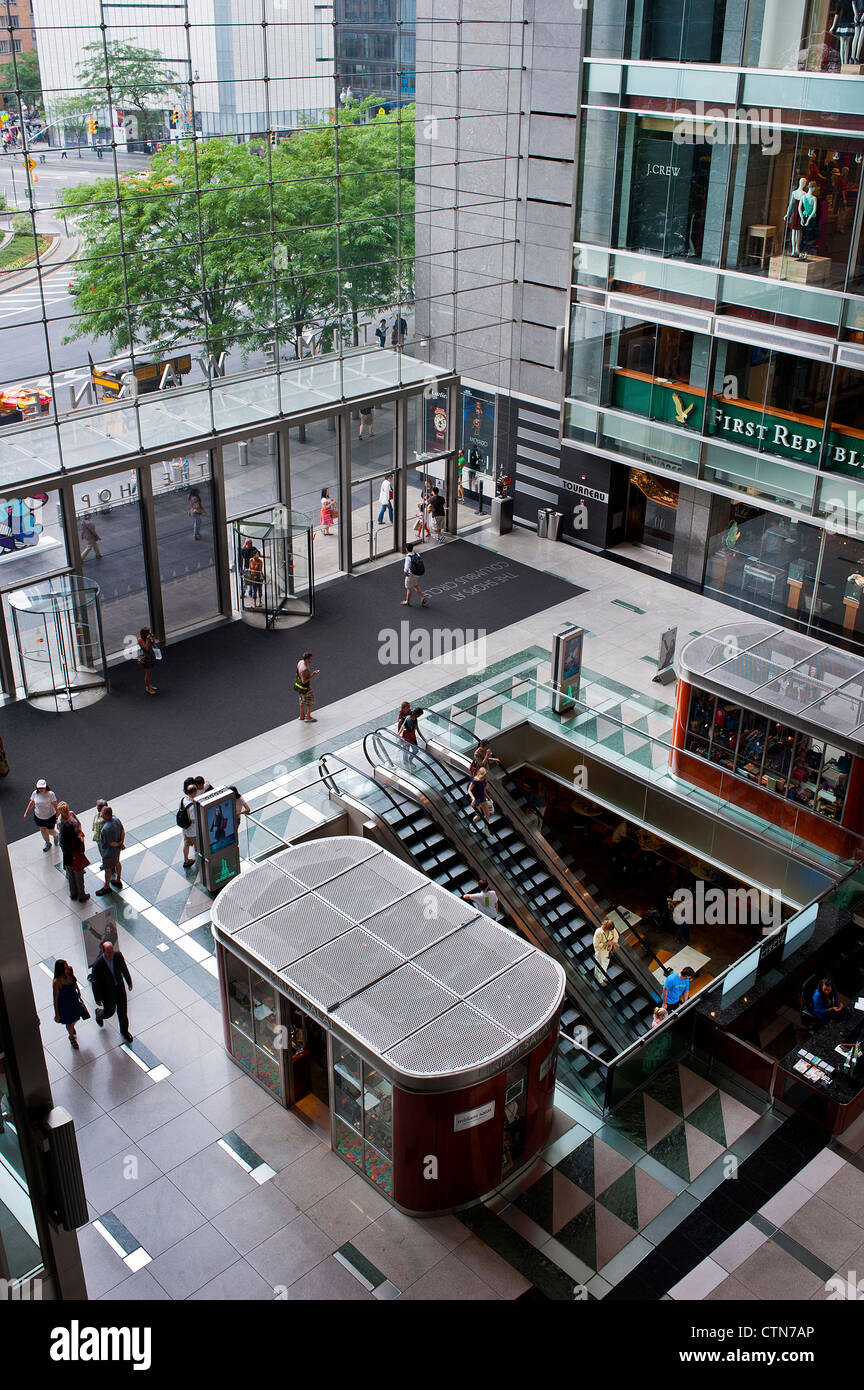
(554, 1203), (597, 1269)
(513, 1169), (557, 1234)
(596, 1167), (639, 1232)
(458, 1205), (580, 1300)
(686, 1091), (728, 1147)
(648, 1122), (691, 1182)
(643, 1067), (684, 1116)
(602, 1095), (647, 1151)
(556, 1137), (594, 1194)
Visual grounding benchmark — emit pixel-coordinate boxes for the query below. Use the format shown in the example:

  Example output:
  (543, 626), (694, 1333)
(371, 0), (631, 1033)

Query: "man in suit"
(91, 938), (134, 1042)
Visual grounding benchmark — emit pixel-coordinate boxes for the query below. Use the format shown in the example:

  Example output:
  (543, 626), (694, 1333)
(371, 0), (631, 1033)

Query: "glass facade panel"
(707, 341), (831, 462)
(703, 498), (822, 617)
(73, 471), (149, 658)
(150, 451), (219, 636)
(223, 436), (280, 521)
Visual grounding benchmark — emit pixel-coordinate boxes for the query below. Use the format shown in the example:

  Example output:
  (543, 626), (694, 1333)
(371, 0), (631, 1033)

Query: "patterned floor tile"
(687, 1092), (728, 1147)
(643, 1066), (685, 1116)
(649, 1123), (691, 1182)
(678, 1063), (717, 1117)
(513, 1168), (591, 1237)
(644, 1094), (681, 1151)
(596, 1167), (640, 1231)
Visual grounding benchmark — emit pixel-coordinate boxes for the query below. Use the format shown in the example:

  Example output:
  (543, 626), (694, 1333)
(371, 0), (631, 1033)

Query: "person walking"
(396, 700), (412, 734)
(91, 799), (107, 850)
(377, 474), (394, 524)
(468, 765), (492, 830)
(463, 878), (500, 919)
(24, 779), (59, 851)
(137, 626), (158, 695)
(228, 785), (251, 820)
(239, 537), (261, 598)
(358, 405), (375, 439)
(295, 651), (319, 722)
(375, 317), (388, 348)
(57, 803), (90, 903)
(457, 451), (466, 501)
(53, 960), (86, 1050)
(592, 917), (620, 985)
(79, 512), (102, 560)
(95, 805), (124, 895)
(247, 551), (264, 609)
(90, 937), (134, 1043)
(427, 487), (446, 543)
(188, 488), (205, 540)
(399, 707), (423, 770)
(402, 542), (427, 606)
(320, 488), (336, 536)
(412, 496), (430, 540)
(179, 778), (199, 870)
(470, 739), (500, 777)
(662, 966), (696, 1012)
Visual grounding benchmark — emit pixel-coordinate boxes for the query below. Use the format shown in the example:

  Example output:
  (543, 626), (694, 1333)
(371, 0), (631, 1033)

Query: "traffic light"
(269, 130), (275, 145)
(88, 118), (96, 135)
(170, 108), (180, 126)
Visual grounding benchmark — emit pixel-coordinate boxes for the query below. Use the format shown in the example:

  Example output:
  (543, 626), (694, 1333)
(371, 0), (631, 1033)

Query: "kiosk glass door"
(351, 471), (396, 566)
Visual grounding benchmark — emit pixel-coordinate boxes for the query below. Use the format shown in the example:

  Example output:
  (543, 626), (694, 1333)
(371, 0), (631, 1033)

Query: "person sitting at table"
(812, 977), (844, 1024)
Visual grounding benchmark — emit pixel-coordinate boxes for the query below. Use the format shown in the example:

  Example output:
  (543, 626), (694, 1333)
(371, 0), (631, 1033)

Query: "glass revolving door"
(233, 507), (314, 628)
(8, 575), (108, 711)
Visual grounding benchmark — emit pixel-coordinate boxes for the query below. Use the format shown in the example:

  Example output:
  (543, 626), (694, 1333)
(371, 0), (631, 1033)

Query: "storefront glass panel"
(703, 499), (822, 620)
(223, 435), (280, 521)
(73, 471), (150, 658)
(706, 341), (831, 463)
(723, 133), (862, 290)
(149, 451), (220, 636)
(745, 0), (861, 73)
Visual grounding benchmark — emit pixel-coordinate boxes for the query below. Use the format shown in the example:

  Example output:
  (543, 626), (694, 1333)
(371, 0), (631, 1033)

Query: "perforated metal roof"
(679, 621), (864, 751)
(211, 837), (565, 1087)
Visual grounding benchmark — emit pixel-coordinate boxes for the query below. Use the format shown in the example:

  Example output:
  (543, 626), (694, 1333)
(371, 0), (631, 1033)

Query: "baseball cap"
(36, 779), (47, 790)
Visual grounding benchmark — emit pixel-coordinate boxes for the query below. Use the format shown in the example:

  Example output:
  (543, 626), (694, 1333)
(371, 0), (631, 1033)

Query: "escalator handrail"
(363, 729), (638, 1054)
(559, 1030), (611, 1071)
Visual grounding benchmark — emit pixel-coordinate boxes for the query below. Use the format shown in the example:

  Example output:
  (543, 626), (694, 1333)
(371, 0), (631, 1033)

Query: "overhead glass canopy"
(679, 621), (864, 747)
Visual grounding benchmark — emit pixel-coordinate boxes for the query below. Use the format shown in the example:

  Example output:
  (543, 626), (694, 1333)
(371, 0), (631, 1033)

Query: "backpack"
(176, 799), (191, 830)
(409, 550), (425, 575)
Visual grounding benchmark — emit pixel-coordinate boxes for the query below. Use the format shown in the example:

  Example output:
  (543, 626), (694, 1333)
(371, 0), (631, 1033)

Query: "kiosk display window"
(225, 956), (285, 1101)
(683, 686), (851, 823)
(331, 1040), (394, 1194)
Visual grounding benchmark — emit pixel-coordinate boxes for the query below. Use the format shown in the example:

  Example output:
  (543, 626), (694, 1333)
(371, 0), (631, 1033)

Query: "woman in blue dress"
(53, 959), (84, 1050)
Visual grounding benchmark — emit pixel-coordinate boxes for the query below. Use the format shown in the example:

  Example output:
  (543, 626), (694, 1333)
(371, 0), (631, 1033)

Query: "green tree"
(58, 40), (181, 138)
(62, 109), (415, 363)
(0, 51), (42, 110)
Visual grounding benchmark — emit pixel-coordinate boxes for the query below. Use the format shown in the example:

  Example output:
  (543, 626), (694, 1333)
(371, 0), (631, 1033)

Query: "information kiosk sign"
(195, 787), (240, 893)
(552, 624), (584, 714)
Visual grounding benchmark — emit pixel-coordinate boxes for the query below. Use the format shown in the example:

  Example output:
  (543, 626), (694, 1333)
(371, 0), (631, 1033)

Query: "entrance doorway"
(612, 470), (679, 573)
(351, 471), (397, 566)
(289, 1004), (330, 1134)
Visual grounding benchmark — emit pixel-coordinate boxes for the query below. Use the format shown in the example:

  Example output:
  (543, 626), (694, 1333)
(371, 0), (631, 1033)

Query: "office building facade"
(417, 0), (864, 655)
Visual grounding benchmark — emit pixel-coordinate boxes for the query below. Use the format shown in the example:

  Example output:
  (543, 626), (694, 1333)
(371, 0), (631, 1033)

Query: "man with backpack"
(402, 542), (427, 607)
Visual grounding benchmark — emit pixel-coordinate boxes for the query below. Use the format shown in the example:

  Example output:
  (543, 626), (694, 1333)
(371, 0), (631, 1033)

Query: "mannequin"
(785, 177), (809, 258)
(800, 182), (819, 260)
(854, 0), (864, 61)
(831, 0), (856, 64)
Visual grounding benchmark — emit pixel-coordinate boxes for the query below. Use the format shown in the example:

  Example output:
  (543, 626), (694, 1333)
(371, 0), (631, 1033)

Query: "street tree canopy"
(58, 40), (181, 136)
(62, 100), (415, 363)
(0, 51), (42, 111)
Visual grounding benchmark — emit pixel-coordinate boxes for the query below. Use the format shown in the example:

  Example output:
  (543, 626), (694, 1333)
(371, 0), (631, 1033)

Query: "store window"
(639, 0), (747, 62)
(225, 956), (285, 1101)
(703, 500), (822, 618)
(614, 115), (731, 265)
(813, 529), (864, 642)
(723, 134), (862, 290)
(745, 0), (856, 72)
(707, 341), (832, 464)
(332, 1038), (393, 1195)
(601, 315), (712, 431)
(683, 687), (850, 823)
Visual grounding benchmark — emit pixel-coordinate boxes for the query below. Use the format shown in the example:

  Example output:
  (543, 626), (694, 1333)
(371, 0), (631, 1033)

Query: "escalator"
(318, 751), (615, 1101)
(362, 729), (662, 1048)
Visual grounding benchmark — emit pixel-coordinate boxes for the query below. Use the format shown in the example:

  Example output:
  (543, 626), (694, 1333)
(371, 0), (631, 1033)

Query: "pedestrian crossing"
(0, 275), (70, 322)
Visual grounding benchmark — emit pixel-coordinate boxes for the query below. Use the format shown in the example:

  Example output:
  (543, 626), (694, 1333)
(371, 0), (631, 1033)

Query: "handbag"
(154, 647), (162, 661)
(72, 850), (90, 871)
(76, 988), (90, 1021)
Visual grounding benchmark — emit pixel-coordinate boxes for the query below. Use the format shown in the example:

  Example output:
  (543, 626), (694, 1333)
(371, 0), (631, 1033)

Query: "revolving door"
(233, 507), (315, 627)
(8, 575), (108, 711)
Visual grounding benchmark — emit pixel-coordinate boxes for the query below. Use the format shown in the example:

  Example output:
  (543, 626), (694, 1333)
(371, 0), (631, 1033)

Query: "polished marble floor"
(11, 524), (864, 1300)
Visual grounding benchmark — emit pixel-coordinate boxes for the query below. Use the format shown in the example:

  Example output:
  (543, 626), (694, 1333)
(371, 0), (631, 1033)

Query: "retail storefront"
(211, 837), (565, 1213)
(0, 354), (460, 699)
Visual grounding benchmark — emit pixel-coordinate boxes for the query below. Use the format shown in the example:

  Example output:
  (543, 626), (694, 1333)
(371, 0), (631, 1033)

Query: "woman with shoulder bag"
(57, 802), (90, 903)
(137, 626), (158, 696)
(53, 959), (88, 1050)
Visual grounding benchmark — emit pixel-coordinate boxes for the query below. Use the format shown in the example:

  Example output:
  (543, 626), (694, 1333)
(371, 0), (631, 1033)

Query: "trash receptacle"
(537, 508), (550, 538)
(491, 496), (513, 535)
(548, 511), (564, 541)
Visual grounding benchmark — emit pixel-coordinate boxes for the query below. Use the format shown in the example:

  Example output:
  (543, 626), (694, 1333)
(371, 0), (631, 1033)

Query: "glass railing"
(239, 769), (343, 863)
(423, 667), (864, 890)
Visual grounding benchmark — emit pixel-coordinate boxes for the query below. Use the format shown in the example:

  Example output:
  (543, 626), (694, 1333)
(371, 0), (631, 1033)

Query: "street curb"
(0, 233), (79, 292)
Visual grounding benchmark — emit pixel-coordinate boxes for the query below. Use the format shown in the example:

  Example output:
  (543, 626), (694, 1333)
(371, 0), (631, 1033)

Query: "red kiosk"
(672, 621), (864, 861)
(211, 837), (566, 1214)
